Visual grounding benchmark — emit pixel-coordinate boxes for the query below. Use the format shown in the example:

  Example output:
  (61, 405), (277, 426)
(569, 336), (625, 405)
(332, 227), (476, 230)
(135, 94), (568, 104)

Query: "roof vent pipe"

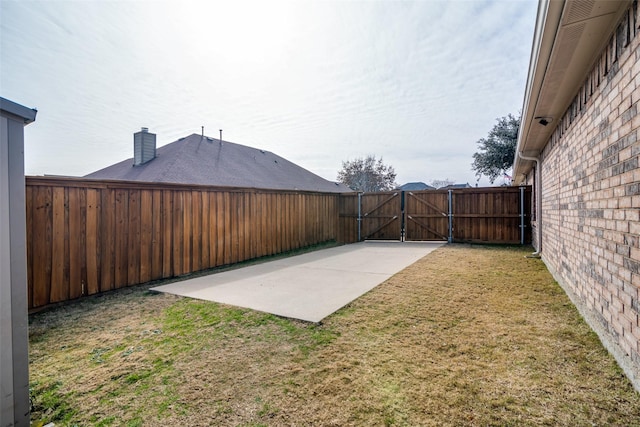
(518, 151), (541, 257)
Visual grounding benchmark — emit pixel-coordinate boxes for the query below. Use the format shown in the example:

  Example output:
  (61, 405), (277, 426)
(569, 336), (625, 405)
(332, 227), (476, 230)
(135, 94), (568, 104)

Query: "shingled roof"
(398, 182), (435, 191)
(86, 133), (350, 193)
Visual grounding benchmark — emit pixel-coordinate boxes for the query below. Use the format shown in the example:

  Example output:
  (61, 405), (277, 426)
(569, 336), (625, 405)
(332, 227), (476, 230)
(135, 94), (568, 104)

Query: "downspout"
(517, 151), (541, 257)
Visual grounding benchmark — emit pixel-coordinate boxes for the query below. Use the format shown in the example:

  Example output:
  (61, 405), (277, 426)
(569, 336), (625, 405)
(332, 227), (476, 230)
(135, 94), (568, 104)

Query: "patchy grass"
(29, 244), (640, 426)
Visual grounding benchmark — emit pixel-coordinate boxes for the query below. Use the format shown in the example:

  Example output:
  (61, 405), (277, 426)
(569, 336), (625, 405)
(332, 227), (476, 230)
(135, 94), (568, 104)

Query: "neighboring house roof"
(398, 182), (435, 191)
(86, 133), (351, 193)
(442, 183), (472, 189)
(513, 0), (628, 183)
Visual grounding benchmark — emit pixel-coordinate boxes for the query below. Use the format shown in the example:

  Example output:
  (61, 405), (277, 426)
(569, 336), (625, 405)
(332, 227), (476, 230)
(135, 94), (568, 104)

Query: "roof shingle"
(85, 134), (351, 193)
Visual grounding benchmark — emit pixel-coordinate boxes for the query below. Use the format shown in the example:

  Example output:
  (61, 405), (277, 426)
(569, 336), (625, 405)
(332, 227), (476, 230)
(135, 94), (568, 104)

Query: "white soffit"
(514, 0), (630, 181)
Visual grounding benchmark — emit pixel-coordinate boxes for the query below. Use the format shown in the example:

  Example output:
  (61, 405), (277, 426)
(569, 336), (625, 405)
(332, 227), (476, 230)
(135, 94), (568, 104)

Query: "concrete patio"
(151, 241), (444, 322)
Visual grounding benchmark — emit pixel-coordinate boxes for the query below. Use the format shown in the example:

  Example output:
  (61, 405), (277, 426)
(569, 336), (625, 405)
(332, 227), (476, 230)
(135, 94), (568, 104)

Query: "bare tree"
(337, 155), (397, 192)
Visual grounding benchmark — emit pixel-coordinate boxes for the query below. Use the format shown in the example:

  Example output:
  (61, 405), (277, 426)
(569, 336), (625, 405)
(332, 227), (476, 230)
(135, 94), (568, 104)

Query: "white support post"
(1, 98), (37, 427)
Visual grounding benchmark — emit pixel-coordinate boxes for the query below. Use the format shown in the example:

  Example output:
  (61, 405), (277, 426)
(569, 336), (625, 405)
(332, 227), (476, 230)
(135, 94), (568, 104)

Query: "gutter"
(517, 151), (541, 258)
(512, 0), (562, 182)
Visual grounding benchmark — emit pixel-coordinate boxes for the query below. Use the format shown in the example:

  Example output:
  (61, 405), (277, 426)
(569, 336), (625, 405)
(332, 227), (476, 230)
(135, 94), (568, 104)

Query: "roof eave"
(0, 97), (37, 124)
(513, 0), (563, 185)
(513, 0), (631, 185)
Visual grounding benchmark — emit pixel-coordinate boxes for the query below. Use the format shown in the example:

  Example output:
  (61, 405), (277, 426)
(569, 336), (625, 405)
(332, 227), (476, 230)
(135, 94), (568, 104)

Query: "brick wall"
(528, 2), (640, 389)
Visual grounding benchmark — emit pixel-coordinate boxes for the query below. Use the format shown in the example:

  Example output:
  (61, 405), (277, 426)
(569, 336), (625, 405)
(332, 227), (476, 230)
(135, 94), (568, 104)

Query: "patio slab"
(151, 241), (444, 322)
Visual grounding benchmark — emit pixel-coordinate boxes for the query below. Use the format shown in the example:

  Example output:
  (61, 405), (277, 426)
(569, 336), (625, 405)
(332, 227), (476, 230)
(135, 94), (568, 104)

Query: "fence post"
(520, 186), (525, 245)
(447, 189), (453, 243)
(357, 192), (362, 242)
(400, 191), (405, 242)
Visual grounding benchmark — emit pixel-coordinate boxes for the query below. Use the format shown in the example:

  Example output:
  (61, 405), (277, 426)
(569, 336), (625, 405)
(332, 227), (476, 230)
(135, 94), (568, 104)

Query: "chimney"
(134, 127), (156, 166)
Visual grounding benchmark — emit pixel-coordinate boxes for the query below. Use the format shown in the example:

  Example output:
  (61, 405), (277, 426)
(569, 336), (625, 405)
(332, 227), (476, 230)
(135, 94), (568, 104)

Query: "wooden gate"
(360, 191), (402, 240)
(404, 191), (449, 241)
(450, 187), (531, 243)
(339, 186), (531, 244)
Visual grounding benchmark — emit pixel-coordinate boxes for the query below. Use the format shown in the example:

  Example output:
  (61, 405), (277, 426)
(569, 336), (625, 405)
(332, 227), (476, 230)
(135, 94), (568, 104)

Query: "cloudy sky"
(1, 0), (537, 187)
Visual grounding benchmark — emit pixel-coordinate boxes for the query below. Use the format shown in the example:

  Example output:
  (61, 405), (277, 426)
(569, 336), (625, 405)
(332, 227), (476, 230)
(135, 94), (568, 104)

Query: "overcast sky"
(1, 0), (537, 187)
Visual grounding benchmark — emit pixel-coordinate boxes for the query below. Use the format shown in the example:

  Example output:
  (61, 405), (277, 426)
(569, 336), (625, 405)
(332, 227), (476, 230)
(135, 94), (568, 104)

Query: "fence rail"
(25, 178), (531, 310)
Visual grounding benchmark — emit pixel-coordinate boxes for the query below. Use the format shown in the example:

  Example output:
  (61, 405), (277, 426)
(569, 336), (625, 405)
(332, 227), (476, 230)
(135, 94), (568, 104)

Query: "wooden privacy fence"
(25, 178), (531, 310)
(338, 186), (532, 244)
(26, 177), (339, 310)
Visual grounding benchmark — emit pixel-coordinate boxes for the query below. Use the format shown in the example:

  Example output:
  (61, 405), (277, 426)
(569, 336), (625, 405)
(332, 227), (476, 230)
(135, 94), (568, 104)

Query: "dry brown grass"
(29, 244), (640, 426)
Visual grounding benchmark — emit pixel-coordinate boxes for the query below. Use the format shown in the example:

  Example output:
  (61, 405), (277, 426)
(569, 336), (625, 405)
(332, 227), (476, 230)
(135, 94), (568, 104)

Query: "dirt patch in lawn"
(29, 244), (640, 426)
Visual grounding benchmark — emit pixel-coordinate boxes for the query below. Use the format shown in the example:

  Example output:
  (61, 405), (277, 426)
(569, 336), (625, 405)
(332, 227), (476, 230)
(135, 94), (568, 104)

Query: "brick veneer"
(527, 2), (640, 390)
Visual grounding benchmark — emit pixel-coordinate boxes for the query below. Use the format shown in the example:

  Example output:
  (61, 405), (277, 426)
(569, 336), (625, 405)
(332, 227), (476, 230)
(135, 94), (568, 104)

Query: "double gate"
(339, 186), (531, 244)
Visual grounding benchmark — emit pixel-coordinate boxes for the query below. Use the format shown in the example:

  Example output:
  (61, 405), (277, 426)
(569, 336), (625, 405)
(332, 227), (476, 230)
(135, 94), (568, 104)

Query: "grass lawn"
(29, 244), (640, 426)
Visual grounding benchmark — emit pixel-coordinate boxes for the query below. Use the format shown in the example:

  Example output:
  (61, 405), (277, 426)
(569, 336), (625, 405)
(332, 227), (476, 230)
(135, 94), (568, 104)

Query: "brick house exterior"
(513, 0), (639, 390)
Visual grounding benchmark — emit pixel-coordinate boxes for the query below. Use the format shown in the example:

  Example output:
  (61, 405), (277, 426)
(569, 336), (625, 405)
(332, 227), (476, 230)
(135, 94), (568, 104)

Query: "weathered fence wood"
(26, 177), (342, 310)
(339, 187), (531, 244)
(25, 178), (530, 310)
(405, 190), (449, 241)
(451, 187), (531, 244)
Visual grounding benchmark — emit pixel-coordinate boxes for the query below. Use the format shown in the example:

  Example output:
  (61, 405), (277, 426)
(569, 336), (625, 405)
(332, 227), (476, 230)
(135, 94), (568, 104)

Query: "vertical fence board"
(172, 191), (184, 276)
(236, 192), (245, 263)
(114, 189), (129, 288)
(228, 192), (237, 264)
(299, 194), (305, 247)
(261, 193), (269, 257)
(182, 191), (192, 275)
(140, 190), (153, 283)
(127, 190), (141, 286)
(151, 190), (163, 280)
(31, 186), (52, 307)
(191, 190), (202, 272)
(283, 194), (289, 251)
(249, 193), (257, 259)
(208, 192), (218, 267)
(162, 190), (173, 277)
(288, 194), (294, 250)
(220, 191), (228, 265)
(68, 187), (83, 299)
(240, 192), (247, 261)
(50, 187), (67, 303)
(238, 193), (245, 261)
(201, 191), (210, 269)
(242, 193), (249, 261)
(216, 192), (224, 266)
(246, 193), (253, 259)
(85, 189), (100, 295)
(78, 189), (88, 296)
(277, 194), (283, 253)
(100, 188), (115, 292)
